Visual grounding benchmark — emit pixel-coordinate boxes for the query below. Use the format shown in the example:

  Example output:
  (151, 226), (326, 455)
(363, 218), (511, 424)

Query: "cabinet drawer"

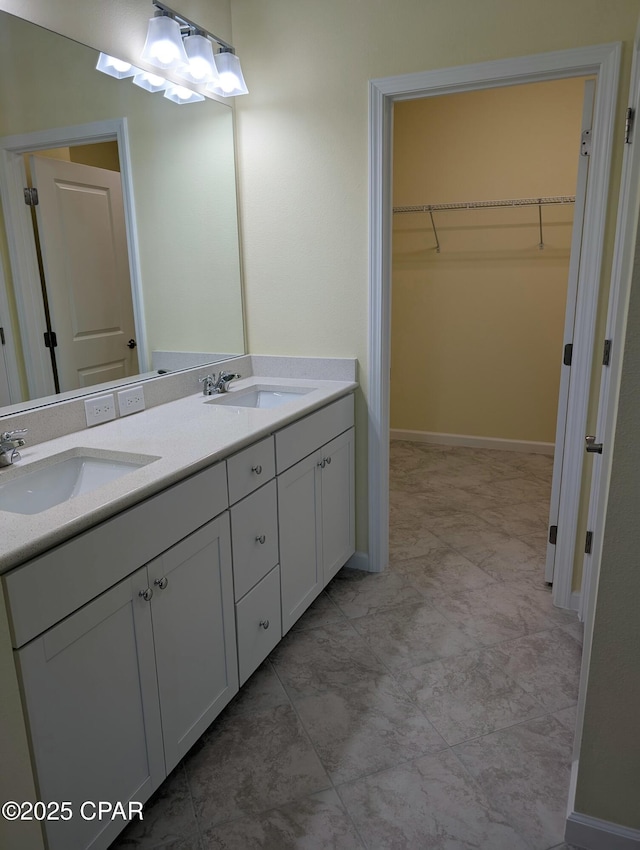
(230, 480), (279, 601)
(236, 565), (281, 686)
(4, 462), (228, 648)
(275, 394), (354, 473)
(227, 436), (275, 504)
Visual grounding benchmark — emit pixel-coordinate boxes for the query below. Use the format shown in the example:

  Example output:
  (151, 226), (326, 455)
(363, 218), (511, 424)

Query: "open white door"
(579, 44), (640, 625)
(544, 79), (596, 590)
(30, 155), (139, 392)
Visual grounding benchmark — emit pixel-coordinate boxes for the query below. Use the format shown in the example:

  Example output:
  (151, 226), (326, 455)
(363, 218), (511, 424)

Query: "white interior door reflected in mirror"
(30, 155), (139, 393)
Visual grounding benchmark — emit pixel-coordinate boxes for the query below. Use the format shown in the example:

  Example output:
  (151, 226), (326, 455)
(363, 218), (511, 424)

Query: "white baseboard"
(566, 812), (640, 849)
(390, 429), (554, 456)
(569, 591), (581, 612)
(344, 551), (372, 572)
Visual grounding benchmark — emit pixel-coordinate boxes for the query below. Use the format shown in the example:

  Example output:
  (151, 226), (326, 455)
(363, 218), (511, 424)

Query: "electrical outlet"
(117, 385), (145, 416)
(84, 394), (116, 427)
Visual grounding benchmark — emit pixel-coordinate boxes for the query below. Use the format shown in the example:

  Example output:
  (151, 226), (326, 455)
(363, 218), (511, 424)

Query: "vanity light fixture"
(145, 1), (248, 96)
(208, 49), (249, 97)
(140, 13), (189, 71)
(182, 33), (219, 84)
(96, 53), (139, 79)
(132, 70), (169, 92)
(163, 83), (205, 104)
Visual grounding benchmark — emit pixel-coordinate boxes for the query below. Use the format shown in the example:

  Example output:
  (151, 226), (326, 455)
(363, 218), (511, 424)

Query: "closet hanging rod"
(393, 195), (576, 214)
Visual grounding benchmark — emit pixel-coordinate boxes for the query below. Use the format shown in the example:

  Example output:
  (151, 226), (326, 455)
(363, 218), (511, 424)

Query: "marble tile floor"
(113, 441), (583, 850)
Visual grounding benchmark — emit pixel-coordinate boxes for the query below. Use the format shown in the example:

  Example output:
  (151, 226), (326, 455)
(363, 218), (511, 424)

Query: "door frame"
(0, 118), (148, 401)
(368, 43), (621, 613)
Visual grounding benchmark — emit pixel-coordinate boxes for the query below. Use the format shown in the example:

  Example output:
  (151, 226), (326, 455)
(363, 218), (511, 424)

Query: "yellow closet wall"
(391, 78), (587, 444)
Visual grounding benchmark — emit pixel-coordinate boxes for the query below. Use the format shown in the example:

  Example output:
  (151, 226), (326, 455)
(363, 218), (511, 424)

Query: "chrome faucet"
(213, 371), (241, 393)
(199, 371), (241, 396)
(0, 430), (27, 468)
(199, 374), (217, 396)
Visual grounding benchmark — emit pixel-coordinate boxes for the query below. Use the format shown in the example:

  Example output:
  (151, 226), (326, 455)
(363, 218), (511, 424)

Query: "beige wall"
(391, 80), (584, 442)
(230, 0), (640, 833)
(230, 0), (639, 552)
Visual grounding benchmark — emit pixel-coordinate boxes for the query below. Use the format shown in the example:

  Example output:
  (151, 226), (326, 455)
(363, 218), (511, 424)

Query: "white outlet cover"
(117, 385), (145, 416)
(84, 394), (116, 427)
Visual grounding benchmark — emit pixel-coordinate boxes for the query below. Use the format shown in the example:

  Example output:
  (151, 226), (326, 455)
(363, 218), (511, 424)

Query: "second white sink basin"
(0, 451), (157, 515)
(206, 386), (312, 409)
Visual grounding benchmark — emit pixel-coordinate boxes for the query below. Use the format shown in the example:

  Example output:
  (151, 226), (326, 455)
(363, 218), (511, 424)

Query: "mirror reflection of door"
(27, 145), (138, 393)
(0, 328), (10, 406)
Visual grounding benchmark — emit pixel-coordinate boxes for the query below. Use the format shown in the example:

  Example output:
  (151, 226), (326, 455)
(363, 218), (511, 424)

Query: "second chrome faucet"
(199, 371), (241, 396)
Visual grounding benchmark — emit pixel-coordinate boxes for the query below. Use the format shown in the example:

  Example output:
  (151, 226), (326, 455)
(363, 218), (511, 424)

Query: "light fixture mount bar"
(151, 1), (235, 53)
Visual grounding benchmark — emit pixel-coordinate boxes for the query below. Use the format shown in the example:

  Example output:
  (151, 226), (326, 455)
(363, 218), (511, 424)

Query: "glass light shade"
(132, 71), (168, 92)
(164, 83), (205, 104)
(208, 51), (248, 96)
(182, 34), (219, 84)
(96, 53), (138, 79)
(140, 15), (189, 70)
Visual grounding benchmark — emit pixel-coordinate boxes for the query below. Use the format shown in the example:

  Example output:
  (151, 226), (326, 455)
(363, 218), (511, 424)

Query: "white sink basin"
(0, 452), (155, 515)
(206, 386), (312, 409)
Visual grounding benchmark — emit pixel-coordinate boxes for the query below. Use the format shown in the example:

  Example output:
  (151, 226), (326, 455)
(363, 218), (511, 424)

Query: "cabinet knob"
(317, 459), (326, 469)
(251, 464), (263, 475)
(325, 456), (332, 465)
(259, 619), (270, 629)
(154, 577), (169, 590)
(139, 587), (153, 602)
(255, 534), (266, 544)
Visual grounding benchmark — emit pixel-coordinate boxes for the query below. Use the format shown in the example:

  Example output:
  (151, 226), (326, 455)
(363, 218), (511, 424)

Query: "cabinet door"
(320, 428), (356, 584)
(15, 568), (164, 850)
(148, 515), (238, 773)
(278, 452), (323, 634)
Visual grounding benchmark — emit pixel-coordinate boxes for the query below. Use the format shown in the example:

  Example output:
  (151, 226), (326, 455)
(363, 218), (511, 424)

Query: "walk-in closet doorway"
(389, 76), (591, 607)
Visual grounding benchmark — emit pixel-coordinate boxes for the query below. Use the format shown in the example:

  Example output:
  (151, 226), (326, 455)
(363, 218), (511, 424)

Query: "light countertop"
(0, 376), (357, 573)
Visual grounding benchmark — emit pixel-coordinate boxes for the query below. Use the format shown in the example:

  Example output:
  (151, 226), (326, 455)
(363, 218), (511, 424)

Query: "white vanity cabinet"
(1, 390), (356, 850)
(276, 396), (355, 634)
(4, 464), (237, 850)
(15, 568), (164, 850)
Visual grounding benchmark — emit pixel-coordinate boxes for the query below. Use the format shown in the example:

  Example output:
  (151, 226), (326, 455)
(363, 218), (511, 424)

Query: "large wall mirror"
(0, 10), (245, 415)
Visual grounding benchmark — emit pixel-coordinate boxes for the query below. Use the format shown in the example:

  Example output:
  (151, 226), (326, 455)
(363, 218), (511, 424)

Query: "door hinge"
(0, 327), (5, 345)
(563, 343), (573, 366)
(625, 108), (635, 144)
(549, 525), (558, 545)
(585, 530), (593, 555)
(43, 330), (57, 349)
(581, 128), (592, 156)
(603, 338), (612, 366)
(23, 187), (39, 206)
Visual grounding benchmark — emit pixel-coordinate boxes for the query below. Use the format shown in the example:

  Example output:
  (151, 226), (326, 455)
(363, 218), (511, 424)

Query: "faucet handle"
(198, 375), (214, 383)
(2, 429), (28, 439)
(1, 429), (27, 446)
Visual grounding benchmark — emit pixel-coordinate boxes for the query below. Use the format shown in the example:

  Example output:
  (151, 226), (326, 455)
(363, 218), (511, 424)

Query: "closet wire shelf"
(393, 195), (576, 252)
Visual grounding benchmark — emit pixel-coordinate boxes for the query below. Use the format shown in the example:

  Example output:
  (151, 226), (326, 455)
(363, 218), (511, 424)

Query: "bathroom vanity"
(0, 363), (356, 850)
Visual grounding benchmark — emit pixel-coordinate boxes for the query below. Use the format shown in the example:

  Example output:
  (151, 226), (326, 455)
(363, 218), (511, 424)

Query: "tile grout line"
(267, 658), (370, 850)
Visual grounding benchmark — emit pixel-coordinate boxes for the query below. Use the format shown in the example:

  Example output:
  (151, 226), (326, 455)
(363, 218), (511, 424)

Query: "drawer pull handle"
(139, 587), (153, 602)
(256, 534), (266, 544)
(154, 577), (169, 590)
(252, 464), (263, 474)
(259, 619), (270, 629)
